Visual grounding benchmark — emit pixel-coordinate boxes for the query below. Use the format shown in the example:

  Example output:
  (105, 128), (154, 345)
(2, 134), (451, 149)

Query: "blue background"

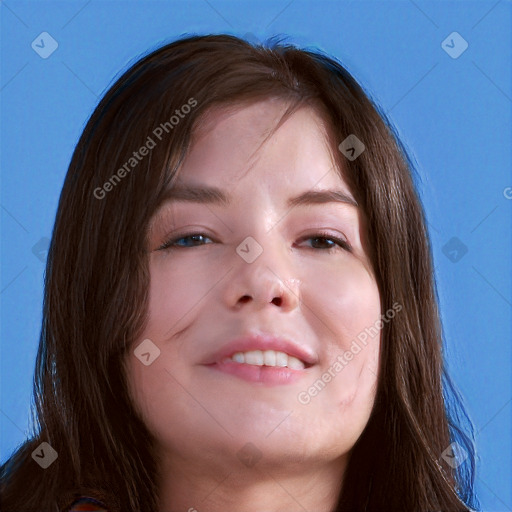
(1, 1), (511, 509)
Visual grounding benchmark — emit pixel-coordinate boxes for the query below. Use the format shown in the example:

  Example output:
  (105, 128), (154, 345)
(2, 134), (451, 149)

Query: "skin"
(124, 98), (382, 512)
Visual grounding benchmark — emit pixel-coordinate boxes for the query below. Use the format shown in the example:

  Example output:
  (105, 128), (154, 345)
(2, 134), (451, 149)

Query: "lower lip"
(204, 360), (309, 385)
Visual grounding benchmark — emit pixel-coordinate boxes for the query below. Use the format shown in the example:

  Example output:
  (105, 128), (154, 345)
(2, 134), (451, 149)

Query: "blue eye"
(158, 231), (351, 252)
(158, 233), (213, 250)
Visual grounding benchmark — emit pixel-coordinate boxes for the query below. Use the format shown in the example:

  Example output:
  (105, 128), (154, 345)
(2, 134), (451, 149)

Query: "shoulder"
(65, 496), (109, 512)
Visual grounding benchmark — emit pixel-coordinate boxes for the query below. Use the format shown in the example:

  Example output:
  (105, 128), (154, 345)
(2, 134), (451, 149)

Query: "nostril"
(271, 297), (282, 306)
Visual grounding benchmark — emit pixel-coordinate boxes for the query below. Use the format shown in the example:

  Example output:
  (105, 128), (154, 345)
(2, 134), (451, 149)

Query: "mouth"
(201, 333), (317, 385)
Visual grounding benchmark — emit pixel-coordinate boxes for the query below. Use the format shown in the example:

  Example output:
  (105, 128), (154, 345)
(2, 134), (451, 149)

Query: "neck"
(157, 451), (346, 512)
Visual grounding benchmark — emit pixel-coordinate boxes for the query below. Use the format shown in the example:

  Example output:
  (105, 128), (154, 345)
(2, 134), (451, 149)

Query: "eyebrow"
(161, 184), (359, 209)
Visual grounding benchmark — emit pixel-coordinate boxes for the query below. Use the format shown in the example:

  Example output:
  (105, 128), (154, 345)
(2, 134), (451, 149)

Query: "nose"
(224, 239), (301, 312)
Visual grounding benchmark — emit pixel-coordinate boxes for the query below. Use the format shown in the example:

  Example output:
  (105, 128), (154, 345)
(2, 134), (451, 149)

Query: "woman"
(0, 34), (478, 511)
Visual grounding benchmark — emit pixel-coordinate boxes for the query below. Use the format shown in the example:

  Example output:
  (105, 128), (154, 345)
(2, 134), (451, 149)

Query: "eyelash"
(157, 231), (351, 253)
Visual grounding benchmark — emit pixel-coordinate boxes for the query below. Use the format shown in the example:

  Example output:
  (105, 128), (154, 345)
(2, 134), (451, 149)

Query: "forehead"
(180, 98), (348, 193)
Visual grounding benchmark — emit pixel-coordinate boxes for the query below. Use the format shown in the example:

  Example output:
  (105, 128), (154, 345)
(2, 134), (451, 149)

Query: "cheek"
(304, 255), (381, 342)
(126, 259), (220, 439)
(124, 347), (198, 444)
(147, 256), (214, 339)
(302, 256), (381, 413)
(124, 351), (171, 422)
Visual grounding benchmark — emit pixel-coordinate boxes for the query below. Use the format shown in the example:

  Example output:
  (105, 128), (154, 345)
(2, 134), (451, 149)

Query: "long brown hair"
(0, 34), (478, 511)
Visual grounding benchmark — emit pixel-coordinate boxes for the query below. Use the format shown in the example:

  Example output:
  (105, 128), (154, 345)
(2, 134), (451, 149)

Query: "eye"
(296, 231), (352, 253)
(157, 231), (352, 252)
(157, 232), (214, 250)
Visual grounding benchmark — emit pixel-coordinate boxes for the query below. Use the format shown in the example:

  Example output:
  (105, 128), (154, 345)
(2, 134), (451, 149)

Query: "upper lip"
(202, 332), (318, 367)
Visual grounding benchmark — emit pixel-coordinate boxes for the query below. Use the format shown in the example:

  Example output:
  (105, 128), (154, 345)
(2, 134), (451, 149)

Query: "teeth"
(275, 351), (288, 367)
(228, 350), (306, 370)
(245, 350), (264, 365)
(232, 352), (245, 363)
(287, 356), (305, 370)
(263, 350), (276, 366)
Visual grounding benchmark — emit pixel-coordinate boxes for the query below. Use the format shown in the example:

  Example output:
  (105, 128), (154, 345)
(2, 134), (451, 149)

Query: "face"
(125, 99), (381, 474)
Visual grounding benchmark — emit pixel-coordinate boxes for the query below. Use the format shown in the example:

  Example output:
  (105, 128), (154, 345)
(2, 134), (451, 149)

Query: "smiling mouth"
(202, 332), (317, 384)
(204, 349), (314, 385)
